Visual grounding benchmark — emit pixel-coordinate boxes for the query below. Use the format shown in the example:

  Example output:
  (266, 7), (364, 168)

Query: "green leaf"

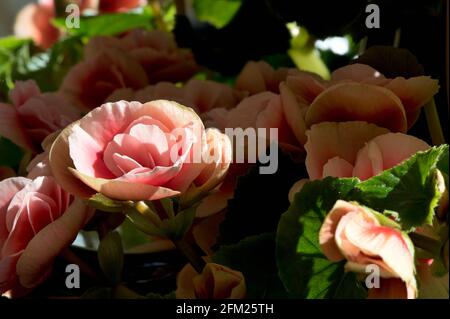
(276, 177), (367, 298)
(53, 11), (153, 37)
(145, 291), (176, 299)
(354, 145), (449, 231)
(98, 231), (124, 285)
(0, 137), (24, 169)
(88, 193), (124, 213)
(0, 36), (31, 51)
(193, 0), (242, 28)
(213, 233), (292, 298)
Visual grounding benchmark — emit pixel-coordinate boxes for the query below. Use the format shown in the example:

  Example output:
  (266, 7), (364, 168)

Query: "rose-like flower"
(61, 47), (149, 111)
(86, 29), (199, 85)
(0, 176), (93, 296)
(304, 121), (429, 180)
(205, 86), (302, 151)
(107, 78), (244, 116)
(0, 81), (80, 152)
(235, 60), (301, 95)
(319, 200), (417, 299)
(49, 100), (231, 202)
(285, 63), (439, 142)
(14, 1), (59, 49)
(176, 263), (246, 299)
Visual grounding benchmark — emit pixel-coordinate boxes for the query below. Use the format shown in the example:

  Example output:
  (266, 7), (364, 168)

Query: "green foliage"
(193, 0), (242, 28)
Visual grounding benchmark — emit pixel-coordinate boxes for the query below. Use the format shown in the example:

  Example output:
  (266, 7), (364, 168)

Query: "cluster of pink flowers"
(0, 13), (446, 299)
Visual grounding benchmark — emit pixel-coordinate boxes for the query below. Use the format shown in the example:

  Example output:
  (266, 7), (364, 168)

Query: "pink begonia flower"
(285, 63), (439, 142)
(0, 176), (93, 297)
(107, 78), (245, 115)
(235, 60), (301, 95)
(288, 122), (430, 202)
(304, 121), (429, 180)
(49, 100), (232, 202)
(61, 46), (149, 111)
(319, 200), (417, 299)
(26, 132), (59, 179)
(85, 29), (199, 85)
(13, 0), (95, 49)
(205, 87), (302, 152)
(176, 262), (246, 299)
(14, 1), (59, 49)
(0, 80), (80, 152)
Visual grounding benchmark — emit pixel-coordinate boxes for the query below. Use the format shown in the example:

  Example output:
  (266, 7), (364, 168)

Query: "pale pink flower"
(86, 29), (199, 85)
(235, 60), (301, 95)
(319, 200), (417, 299)
(176, 262), (246, 299)
(284, 63), (439, 142)
(60, 47), (149, 110)
(304, 121), (429, 180)
(14, 1), (59, 49)
(0, 81), (80, 152)
(0, 176), (93, 296)
(49, 100), (231, 202)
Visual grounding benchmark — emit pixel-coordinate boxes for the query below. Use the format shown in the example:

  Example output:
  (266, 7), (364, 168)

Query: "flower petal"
(305, 83), (407, 132)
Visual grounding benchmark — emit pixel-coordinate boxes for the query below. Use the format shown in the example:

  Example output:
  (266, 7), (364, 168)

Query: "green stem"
(173, 239), (206, 274)
(424, 98), (446, 146)
(409, 232), (442, 256)
(127, 200), (162, 227)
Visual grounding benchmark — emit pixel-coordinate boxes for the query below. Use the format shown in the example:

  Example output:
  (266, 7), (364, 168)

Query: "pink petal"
(383, 77), (439, 128)
(9, 80), (41, 107)
(280, 83), (308, 144)
(285, 73), (327, 106)
(128, 123), (170, 166)
(353, 133), (430, 180)
(368, 278), (416, 299)
(49, 123), (97, 198)
(0, 252), (22, 294)
(322, 157), (354, 178)
(70, 168), (180, 200)
(235, 61), (273, 94)
(344, 215), (415, 283)
(331, 63), (385, 83)
(319, 200), (359, 261)
(16, 199), (94, 288)
(0, 103), (35, 151)
(305, 122), (389, 180)
(305, 83), (408, 132)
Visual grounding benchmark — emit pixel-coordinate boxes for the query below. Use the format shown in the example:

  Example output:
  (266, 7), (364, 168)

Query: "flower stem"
(132, 200), (163, 227)
(173, 239), (206, 274)
(424, 98), (446, 145)
(149, 0), (168, 32)
(409, 232), (442, 256)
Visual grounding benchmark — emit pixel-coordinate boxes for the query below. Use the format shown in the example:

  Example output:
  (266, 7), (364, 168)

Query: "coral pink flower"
(49, 100), (231, 202)
(107, 78), (244, 115)
(304, 121), (429, 180)
(319, 200), (417, 299)
(235, 60), (301, 95)
(61, 47), (148, 110)
(285, 63), (439, 141)
(0, 81), (80, 152)
(206, 87), (302, 151)
(0, 176), (93, 296)
(86, 29), (199, 85)
(176, 262), (246, 299)
(14, 1), (59, 49)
